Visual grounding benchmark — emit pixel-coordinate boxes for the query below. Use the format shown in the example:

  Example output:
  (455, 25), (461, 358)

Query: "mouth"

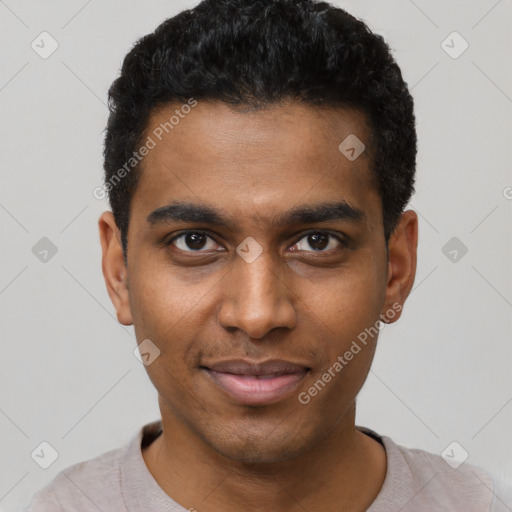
(200, 359), (310, 406)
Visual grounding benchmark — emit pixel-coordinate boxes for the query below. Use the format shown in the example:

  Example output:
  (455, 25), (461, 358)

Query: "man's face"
(108, 100), (400, 463)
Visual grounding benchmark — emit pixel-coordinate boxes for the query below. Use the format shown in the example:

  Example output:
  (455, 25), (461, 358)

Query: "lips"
(201, 359), (310, 406)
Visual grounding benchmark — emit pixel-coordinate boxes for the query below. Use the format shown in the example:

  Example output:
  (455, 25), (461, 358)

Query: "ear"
(380, 210), (418, 323)
(98, 211), (133, 326)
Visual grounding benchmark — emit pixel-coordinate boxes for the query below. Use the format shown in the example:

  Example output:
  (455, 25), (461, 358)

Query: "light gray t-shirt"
(24, 420), (503, 511)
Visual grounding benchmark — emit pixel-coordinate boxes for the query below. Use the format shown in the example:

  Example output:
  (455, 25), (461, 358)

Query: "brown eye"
(305, 233), (329, 251)
(169, 232), (219, 252)
(290, 231), (345, 253)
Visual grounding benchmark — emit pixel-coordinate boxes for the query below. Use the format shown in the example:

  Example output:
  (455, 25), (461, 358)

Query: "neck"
(142, 401), (387, 512)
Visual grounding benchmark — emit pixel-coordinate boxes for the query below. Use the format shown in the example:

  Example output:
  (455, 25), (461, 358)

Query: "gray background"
(0, 0), (511, 510)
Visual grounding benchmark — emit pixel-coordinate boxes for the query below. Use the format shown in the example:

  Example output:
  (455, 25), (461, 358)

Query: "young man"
(26, 0), (501, 510)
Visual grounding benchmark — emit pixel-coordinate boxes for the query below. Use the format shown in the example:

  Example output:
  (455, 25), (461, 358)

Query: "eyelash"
(165, 229), (348, 254)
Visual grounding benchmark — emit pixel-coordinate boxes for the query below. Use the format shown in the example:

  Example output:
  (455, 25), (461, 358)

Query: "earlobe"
(381, 210), (418, 323)
(98, 211), (133, 326)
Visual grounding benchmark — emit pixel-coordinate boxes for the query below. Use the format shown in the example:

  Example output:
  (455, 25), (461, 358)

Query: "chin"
(202, 422), (317, 465)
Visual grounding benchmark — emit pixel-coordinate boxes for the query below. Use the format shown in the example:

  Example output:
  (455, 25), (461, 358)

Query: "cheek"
(306, 262), (384, 331)
(300, 260), (385, 371)
(128, 265), (218, 381)
(129, 262), (203, 338)
(128, 273), (191, 386)
(129, 273), (203, 413)
(299, 280), (383, 411)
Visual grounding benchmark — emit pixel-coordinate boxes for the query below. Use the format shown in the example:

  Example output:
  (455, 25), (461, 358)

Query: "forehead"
(130, 100), (378, 231)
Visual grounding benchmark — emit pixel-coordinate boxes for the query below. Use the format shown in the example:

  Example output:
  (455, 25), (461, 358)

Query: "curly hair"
(103, 0), (416, 257)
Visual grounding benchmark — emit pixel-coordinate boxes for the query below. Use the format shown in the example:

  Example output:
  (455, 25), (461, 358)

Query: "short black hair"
(103, 0), (416, 257)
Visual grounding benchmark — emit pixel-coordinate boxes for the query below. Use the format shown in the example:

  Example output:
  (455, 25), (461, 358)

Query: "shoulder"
(388, 437), (496, 511)
(359, 426), (497, 512)
(23, 441), (129, 511)
(401, 440), (493, 484)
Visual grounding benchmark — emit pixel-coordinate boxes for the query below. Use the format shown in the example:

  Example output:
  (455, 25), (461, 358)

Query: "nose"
(218, 249), (296, 340)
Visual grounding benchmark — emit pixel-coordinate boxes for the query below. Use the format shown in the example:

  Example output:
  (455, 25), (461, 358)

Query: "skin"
(99, 100), (418, 512)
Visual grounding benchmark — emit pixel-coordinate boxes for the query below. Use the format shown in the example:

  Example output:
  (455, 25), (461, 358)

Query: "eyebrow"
(146, 200), (365, 229)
